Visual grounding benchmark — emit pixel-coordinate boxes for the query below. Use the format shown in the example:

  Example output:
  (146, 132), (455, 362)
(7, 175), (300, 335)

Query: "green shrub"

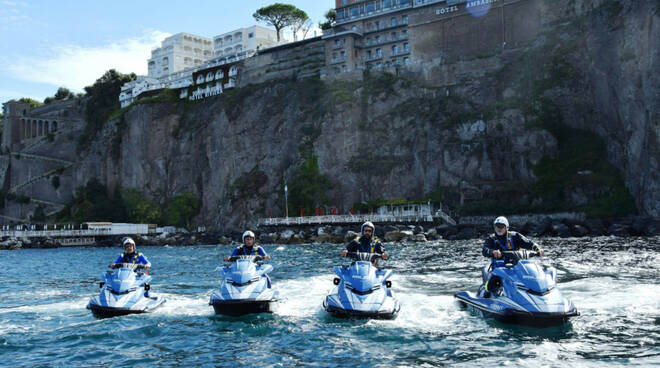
(164, 192), (200, 229)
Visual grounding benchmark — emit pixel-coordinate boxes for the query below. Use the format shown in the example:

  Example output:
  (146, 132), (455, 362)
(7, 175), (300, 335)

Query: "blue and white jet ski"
(323, 252), (400, 319)
(455, 250), (578, 327)
(87, 263), (165, 318)
(209, 255), (278, 316)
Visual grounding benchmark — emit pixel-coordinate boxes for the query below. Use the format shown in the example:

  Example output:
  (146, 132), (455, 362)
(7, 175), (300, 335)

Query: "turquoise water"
(1, 237), (659, 367)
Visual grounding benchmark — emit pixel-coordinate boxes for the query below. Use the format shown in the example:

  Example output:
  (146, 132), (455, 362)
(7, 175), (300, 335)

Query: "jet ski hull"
(324, 297), (400, 320)
(87, 296), (165, 319)
(210, 299), (274, 316)
(455, 291), (578, 327)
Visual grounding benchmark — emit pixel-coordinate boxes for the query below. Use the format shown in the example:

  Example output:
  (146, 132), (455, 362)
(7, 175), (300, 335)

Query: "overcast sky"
(0, 0), (332, 103)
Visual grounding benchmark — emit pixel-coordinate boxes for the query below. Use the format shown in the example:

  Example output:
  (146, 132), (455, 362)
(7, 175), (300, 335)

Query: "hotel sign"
(436, 0), (499, 16)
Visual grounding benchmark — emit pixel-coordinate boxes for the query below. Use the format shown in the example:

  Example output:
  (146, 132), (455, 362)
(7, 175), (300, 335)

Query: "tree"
(164, 192), (200, 229)
(290, 8), (310, 41)
(253, 3), (304, 42)
(44, 87), (75, 104)
(18, 98), (42, 108)
(78, 69), (136, 152)
(319, 9), (336, 30)
(121, 188), (162, 224)
(288, 155), (332, 216)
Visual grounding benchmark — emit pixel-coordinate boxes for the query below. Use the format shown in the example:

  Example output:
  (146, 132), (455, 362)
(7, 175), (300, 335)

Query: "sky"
(0, 0), (333, 103)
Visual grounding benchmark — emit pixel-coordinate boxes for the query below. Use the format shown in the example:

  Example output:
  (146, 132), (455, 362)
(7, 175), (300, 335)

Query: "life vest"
(355, 236), (379, 253)
(121, 252), (142, 264)
(237, 245), (258, 256)
(493, 233), (515, 251)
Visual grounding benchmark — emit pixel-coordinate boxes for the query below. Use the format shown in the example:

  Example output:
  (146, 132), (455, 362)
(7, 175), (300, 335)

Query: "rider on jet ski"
(482, 216), (544, 297)
(340, 221), (389, 264)
(110, 237), (151, 269)
(482, 216), (544, 260)
(224, 230), (271, 261)
(109, 237), (152, 296)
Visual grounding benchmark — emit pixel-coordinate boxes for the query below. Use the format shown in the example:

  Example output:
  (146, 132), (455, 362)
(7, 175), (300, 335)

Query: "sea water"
(1, 236), (659, 367)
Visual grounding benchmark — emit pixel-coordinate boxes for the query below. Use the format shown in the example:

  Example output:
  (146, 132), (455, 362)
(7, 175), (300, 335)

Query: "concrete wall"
(239, 38), (326, 85)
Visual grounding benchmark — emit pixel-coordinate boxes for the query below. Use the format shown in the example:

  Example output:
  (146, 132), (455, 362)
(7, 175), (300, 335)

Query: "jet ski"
(455, 250), (579, 327)
(87, 263), (165, 318)
(323, 252), (400, 319)
(209, 255), (278, 316)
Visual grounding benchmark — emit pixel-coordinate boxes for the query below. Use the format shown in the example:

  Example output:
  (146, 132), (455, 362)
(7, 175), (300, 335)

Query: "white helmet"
(493, 216), (509, 228)
(361, 221), (375, 233)
(122, 237), (136, 246)
(242, 230), (255, 242)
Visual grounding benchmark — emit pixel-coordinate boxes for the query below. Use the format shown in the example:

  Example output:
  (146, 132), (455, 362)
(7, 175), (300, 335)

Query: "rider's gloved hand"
(224, 256), (231, 261)
(109, 263), (116, 268)
(264, 255), (271, 260)
(381, 252), (389, 260)
(340, 249), (348, 257)
(492, 250), (502, 259)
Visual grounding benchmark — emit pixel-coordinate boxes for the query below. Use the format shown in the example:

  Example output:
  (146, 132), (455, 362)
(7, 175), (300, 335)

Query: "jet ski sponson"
(87, 263), (165, 318)
(324, 252), (400, 319)
(455, 250), (578, 327)
(210, 255), (278, 316)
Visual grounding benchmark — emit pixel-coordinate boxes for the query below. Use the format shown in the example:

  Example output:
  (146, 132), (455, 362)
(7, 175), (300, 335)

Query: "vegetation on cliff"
(78, 69), (136, 152)
(54, 179), (200, 229)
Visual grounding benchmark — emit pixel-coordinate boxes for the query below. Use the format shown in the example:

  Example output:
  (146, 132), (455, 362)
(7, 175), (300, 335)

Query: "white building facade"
(121, 26), (280, 107)
(147, 33), (214, 78)
(211, 26), (279, 64)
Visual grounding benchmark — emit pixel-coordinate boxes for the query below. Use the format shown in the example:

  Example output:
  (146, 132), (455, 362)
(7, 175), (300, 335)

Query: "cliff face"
(2, 0), (658, 228)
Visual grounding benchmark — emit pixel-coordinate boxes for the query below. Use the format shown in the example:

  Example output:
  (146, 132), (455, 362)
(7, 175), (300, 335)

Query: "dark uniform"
(482, 231), (539, 259)
(345, 236), (386, 255)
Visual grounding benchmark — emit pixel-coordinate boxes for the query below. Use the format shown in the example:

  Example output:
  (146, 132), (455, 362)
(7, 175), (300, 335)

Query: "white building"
(119, 76), (161, 107)
(211, 25), (279, 64)
(147, 33), (214, 78)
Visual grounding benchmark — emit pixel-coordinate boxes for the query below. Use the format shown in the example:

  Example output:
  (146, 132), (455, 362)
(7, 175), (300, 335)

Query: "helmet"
(361, 221), (375, 233)
(493, 216), (509, 228)
(242, 230), (255, 242)
(123, 237), (136, 246)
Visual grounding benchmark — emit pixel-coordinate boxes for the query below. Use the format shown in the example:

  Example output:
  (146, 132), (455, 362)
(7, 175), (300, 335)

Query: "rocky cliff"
(2, 0), (658, 230)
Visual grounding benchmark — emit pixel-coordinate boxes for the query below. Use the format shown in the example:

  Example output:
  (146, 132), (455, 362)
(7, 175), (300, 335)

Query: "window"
(404, 57), (410, 65)
(351, 6), (358, 17)
(376, 48), (382, 57)
(375, 21), (380, 29)
(392, 45), (398, 55)
(367, 50), (372, 59)
(340, 50), (346, 59)
(391, 17), (397, 26)
(384, 0), (391, 8)
(366, 38), (371, 45)
(360, 4), (364, 15)
(335, 39), (341, 47)
(375, 35), (381, 43)
(366, 2), (375, 13)
(404, 42), (409, 52)
(248, 32), (254, 38)
(400, 0), (410, 6)
(376, 1), (381, 10)
(391, 32), (397, 40)
(402, 15), (408, 24)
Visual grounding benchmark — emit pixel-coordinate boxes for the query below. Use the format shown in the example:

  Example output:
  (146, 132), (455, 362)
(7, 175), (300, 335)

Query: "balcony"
(335, 0), (412, 25)
(331, 56), (347, 65)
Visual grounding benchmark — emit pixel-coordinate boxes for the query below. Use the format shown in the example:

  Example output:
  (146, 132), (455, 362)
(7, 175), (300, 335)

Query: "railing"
(0, 228), (150, 238)
(258, 211), (455, 227)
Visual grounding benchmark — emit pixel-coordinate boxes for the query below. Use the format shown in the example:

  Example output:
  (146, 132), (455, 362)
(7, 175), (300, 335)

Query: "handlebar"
(110, 263), (147, 270)
(346, 252), (382, 262)
(499, 250), (539, 266)
(226, 255), (264, 263)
